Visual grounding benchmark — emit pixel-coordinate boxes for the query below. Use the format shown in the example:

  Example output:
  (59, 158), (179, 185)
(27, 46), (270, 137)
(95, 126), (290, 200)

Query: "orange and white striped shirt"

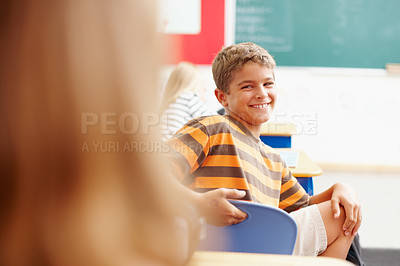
(166, 115), (309, 212)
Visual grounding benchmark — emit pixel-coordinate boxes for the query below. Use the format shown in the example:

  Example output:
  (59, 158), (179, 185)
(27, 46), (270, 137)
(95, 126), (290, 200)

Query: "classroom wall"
(275, 67), (400, 170)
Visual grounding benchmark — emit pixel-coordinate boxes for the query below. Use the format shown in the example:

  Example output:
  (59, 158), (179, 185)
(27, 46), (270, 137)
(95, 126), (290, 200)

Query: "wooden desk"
(276, 148), (322, 195)
(260, 122), (298, 148)
(188, 251), (354, 266)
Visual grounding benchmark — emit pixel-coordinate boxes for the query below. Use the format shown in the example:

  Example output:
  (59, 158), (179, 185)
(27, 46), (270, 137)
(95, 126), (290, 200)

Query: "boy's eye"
(241, 85), (252, 89)
(264, 82), (275, 87)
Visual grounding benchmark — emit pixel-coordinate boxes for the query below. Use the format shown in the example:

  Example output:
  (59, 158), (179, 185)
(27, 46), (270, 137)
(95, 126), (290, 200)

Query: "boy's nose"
(256, 86), (268, 99)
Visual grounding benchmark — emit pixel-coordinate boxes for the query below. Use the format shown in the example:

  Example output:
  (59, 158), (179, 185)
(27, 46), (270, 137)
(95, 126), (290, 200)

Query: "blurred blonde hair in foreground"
(0, 0), (199, 265)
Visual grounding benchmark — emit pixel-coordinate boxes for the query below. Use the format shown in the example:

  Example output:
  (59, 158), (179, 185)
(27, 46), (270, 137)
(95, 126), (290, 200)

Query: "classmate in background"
(0, 1), (199, 265)
(160, 62), (210, 140)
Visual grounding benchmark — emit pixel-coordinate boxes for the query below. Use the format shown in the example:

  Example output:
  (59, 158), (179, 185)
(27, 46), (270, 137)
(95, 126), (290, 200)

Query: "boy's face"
(215, 62), (276, 129)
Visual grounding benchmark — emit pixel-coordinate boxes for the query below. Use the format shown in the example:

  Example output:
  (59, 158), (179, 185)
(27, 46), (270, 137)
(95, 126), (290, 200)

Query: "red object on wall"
(163, 0), (225, 65)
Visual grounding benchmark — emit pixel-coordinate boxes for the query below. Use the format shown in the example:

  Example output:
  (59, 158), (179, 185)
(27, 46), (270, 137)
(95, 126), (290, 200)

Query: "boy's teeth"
(253, 104), (267, 108)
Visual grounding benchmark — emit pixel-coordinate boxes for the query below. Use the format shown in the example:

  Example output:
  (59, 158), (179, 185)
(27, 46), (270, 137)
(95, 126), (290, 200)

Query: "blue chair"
(197, 200), (297, 255)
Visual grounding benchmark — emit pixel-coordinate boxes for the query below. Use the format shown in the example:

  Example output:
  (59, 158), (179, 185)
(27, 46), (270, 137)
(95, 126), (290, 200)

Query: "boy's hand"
(194, 188), (247, 226)
(331, 183), (362, 236)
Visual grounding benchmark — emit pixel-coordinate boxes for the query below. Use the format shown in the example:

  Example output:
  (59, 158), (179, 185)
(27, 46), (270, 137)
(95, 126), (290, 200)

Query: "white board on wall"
(273, 67), (400, 168)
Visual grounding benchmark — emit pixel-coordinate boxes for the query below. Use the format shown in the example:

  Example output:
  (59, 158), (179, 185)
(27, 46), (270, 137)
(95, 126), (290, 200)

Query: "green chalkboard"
(235, 0), (400, 68)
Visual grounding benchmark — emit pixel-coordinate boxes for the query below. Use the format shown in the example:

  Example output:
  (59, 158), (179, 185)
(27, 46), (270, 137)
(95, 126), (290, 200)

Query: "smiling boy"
(214, 59), (276, 136)
(166, 43), (361, 258)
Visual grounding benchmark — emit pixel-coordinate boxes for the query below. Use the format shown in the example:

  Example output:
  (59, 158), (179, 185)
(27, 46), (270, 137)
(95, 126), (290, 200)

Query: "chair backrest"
(197, 200), (297, 255)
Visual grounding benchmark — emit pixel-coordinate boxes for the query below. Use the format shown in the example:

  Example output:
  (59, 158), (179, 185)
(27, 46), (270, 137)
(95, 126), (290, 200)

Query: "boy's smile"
(215, 62), (276, 137)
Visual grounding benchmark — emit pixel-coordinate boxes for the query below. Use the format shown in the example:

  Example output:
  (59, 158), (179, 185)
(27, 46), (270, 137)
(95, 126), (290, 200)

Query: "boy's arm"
(309, 183), (362, 236)
(279, 162), (310, 212)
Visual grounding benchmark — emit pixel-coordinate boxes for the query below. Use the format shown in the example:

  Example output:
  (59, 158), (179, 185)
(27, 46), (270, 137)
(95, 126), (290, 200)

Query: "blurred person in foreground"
(0, 0), (200, 265)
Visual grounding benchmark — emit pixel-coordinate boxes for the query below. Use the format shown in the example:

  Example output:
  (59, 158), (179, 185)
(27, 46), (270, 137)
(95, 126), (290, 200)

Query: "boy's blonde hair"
(212, 42), (276, 93)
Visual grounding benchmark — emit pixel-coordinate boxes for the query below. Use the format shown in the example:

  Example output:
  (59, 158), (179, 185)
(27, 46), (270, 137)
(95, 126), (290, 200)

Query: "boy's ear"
(215, 88), (228, 107)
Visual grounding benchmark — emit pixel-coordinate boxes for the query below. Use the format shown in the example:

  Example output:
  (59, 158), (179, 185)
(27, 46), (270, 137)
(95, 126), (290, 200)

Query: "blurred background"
(158, 0), (400, 255)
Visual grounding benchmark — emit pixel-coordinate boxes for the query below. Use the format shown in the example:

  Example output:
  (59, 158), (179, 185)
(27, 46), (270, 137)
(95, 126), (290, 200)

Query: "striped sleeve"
(278, 161), (310, 212)
(165, 119), (210, 184)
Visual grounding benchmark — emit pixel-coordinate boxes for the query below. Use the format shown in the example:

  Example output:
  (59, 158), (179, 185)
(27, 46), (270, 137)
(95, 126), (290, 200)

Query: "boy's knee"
(317, 202), (343, 231)
(317, 202), (352, 244)
(334, 205), (347, 224)
(317, 201), (345, 224)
